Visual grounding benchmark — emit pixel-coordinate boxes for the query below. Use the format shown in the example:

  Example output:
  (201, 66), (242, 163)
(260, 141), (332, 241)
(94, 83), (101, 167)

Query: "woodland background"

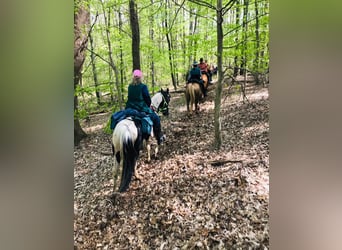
(74, 0), (269, 146)
(74, 0), (269, 249)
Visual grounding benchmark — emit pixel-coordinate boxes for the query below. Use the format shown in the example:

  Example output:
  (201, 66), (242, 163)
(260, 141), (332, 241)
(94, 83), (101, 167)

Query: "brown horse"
(186, 82), (202, 115)
(201, 73), (209, 90)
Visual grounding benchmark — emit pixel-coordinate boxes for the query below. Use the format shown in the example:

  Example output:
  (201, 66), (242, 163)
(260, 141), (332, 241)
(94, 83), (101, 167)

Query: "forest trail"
(74, 81), (269, 249)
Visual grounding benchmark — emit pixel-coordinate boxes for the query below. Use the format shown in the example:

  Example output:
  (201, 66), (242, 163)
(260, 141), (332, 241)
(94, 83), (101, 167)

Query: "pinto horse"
(186, 82), (202, 115)
(151, 88), (171, 116)
(111, 89), (170, 192)
(112, 118), (143, 192)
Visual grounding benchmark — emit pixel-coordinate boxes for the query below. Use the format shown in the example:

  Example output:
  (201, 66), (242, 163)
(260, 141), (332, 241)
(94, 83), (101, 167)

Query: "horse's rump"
(112, 118), (142, 192)
(186, 82), (202, 114)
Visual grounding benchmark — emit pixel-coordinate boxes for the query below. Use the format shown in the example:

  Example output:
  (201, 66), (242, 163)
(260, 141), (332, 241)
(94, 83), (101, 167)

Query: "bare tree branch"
(85, 47), (111, 66)
(188, 0), (216, 10)
(139, 0), (163, 11)
(222, 0), (237, 15)
(171, 0), (216, 21)
(167, 0), (186, 33)
(224, 12), (268, 36)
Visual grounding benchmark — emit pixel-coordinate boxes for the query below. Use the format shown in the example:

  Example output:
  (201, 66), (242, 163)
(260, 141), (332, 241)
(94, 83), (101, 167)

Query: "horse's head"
(159, 88), (171, 116)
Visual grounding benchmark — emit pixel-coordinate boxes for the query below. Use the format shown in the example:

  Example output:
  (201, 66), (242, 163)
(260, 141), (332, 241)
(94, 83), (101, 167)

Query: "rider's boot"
(155, 127), (166, 145)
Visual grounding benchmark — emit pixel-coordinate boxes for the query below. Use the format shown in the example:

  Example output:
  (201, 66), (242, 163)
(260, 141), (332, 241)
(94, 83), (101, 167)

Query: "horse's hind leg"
(113, 150), (122, 192)
(185, 91), (190, 113)
(146, 140), (151, 162)
(154, 144), (159, 159)
(133, 161), (141, 181)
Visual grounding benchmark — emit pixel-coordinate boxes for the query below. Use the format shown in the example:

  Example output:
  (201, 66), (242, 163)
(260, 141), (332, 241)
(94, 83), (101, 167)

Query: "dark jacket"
(125, 83), (152, 114)
(188, 67), (202, 83)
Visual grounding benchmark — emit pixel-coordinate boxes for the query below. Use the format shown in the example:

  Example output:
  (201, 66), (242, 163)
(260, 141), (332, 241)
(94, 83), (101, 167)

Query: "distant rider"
(187, 61), (207, 97)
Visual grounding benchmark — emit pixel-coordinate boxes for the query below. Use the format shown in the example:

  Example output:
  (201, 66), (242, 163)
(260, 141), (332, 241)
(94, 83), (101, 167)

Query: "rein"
(158, 94), (169, 113)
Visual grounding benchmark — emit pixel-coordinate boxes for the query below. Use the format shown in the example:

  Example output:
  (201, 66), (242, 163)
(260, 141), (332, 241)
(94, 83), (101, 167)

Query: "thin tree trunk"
(118, 8), (125, 103)
(164, 0), (177, 91)
(242, 0), (249, 101)
(254, 0), (260, 84)
(166, 32), (177, 90)
(89, 32), (102, 105)
(149, 0), (156, 94)
(233, 3), (240, 77)
(74, 0), (89, 145)
(100, 0), (123, 109)
(188, 10), (198, 65)
(241, 0), (248, 77)
(182, 8), (187, 82)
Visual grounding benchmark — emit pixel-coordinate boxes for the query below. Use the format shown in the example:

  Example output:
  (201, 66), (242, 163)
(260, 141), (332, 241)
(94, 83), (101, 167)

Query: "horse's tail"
(119, 130), (139, 192)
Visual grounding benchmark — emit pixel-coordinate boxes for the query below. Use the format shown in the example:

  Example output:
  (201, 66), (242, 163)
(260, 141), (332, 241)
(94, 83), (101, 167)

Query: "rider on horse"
(199, 58), (211, 84)
(187, 61), (207, 97)
(125, 69), (165, 145)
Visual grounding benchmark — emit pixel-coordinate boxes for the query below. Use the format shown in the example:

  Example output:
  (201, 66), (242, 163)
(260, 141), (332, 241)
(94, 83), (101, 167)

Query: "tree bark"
(74, 0), (89, 146)
(233, 4), (240, 77)
(129, 0), (141, 70)
(118, 8), (125, 103)
(240, 0), (249, 77)
(89, 32), (102, 105)
(214, 0), (224, 150)
(254, 0), (260, 84)
(164, 1), (177, 91)
(149, 0), (156, 94)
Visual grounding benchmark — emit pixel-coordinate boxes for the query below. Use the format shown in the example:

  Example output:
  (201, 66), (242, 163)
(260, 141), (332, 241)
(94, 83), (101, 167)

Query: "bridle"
(158, 93), (169, 115)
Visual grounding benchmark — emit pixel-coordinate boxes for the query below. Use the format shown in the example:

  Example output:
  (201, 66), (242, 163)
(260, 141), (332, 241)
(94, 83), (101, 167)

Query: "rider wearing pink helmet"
(125, 69), (165, 145)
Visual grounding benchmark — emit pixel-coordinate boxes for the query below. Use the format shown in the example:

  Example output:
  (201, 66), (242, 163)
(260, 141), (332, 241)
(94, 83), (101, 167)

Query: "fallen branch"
(100, 151), (113, 156)
(209, 160), (243, 167)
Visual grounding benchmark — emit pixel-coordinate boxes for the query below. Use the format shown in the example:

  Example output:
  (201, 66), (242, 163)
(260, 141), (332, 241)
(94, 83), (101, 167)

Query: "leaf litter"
(74, 83), (269, 249)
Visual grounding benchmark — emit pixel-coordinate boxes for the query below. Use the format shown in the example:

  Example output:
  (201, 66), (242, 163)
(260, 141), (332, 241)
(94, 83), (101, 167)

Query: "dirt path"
(74, 83), (269, 249)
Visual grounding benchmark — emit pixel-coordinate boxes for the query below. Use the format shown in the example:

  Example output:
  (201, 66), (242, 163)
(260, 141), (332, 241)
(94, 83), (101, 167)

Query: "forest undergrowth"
(74, 82), (269, 249)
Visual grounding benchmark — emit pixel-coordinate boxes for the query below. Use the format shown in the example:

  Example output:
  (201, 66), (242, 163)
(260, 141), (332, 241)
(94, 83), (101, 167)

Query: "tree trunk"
(214, 0), (224, 150)
(100, 0), (123, 109)
(163, 0), (177, 91)
(89, 32), (102, 105)
(241, 0), (249, 101)
(74, 0), (89, 146)
(254, 0), (260, 84)
(188, 10), (198, 65)
(240, 0), (249, 77)
(233, 3), (240, 77)
(74, 76), (87, 146)
(129, 0), (141, 70)
(118, 8), (125, 103)
(149, 0), (156, 94)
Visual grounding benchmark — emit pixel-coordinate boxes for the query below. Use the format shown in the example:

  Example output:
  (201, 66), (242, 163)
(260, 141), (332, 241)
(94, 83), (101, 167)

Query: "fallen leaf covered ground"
(74, 82), (269, 249)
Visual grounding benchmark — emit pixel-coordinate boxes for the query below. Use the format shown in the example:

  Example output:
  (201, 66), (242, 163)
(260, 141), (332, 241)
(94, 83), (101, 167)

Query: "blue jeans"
(148, 111), (161, 139)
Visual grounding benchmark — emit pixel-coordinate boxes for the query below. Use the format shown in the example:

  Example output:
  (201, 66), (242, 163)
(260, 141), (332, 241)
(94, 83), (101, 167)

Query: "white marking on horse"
(151, 92), (163, 111)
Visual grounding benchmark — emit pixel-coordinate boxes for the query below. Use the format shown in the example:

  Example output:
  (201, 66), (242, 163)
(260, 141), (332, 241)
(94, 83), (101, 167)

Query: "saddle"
(188, 78), (202, 84)
(110, 108), (153, 136)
